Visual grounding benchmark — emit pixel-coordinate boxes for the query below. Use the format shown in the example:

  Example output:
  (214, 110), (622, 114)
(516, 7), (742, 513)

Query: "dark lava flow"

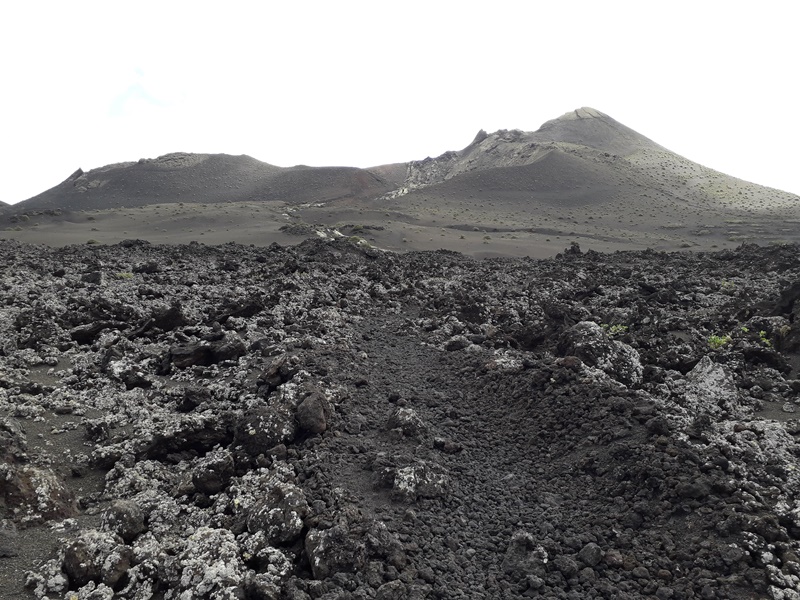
(1, 238), (800, 599)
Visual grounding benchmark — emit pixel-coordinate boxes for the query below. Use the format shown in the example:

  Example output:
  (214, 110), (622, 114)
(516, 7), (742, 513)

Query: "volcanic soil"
(2, 237), (800, 599)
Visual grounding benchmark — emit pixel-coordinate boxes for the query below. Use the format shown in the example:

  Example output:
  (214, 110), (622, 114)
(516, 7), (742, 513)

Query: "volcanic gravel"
(1, 237), (800, 599)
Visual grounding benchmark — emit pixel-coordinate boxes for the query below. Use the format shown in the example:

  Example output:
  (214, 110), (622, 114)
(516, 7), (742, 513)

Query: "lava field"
(1, 238), (800, 599)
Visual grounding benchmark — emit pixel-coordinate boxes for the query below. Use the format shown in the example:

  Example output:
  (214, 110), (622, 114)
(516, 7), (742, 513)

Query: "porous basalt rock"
(100, 499), (146, 543)
(0, 463), (77, 524)
(557, 320), (643, 386)
(191, 447), (235, 494)
(62, 529), (133, 588)
(386, 407), (426, 438)
(234, 406), (297, 458)
(391, 461), (448, 502)
(305, 524), (368, 579)
(246, 479), (309, 544)
(295, 391), (332, 434)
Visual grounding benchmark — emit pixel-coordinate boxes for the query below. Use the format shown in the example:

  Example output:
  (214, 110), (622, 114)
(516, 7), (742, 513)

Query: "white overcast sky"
(1, 1), (798, 204)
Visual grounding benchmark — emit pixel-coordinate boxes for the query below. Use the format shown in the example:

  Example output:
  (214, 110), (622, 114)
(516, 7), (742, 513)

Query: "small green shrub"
(708, 334), (731, 349)
(759, 330), (772, 347)
(605, 324), (628, 337)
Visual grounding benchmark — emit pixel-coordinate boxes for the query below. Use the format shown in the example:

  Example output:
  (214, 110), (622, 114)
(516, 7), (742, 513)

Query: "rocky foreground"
(1, 238), (800, 599)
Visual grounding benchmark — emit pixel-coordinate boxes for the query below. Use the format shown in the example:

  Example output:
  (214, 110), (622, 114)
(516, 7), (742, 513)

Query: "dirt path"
(303, 311), (629, 597)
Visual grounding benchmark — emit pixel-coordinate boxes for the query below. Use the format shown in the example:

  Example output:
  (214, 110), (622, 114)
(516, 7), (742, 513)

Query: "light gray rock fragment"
(557, 321), (642, 386)
(62, 529), (133, 588)
(392, 461), (448, 502)
(246, 479), (309, 544)
(387, 407), (426, 437)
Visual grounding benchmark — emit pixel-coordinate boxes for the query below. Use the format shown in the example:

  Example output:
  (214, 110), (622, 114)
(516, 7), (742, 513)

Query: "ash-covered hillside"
(1, 238), (800, 599)
(9, 153), (396, 213)
(4, 108), (799, 255)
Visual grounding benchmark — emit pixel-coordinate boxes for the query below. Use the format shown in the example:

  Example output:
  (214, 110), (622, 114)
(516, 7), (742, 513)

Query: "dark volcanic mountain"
(11, 153), (398, 212)
(3, 108), (799, 255)
(373, 108), (799, 237)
